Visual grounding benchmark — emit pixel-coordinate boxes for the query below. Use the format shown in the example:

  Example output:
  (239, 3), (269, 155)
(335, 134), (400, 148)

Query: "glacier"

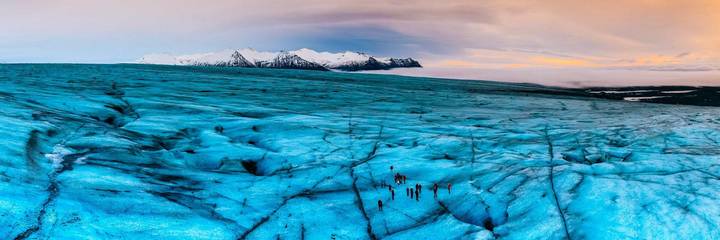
(1, 64), (720, 239)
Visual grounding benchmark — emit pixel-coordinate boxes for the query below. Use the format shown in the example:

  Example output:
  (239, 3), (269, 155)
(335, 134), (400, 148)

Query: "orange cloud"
(505, 63), (531, 69)
(630, 55), (681, 65)
(453, 48), (717, 71)
(530, 56), (599, 67)
(432, 59), (534, 69)
(437, 60), (484, 68)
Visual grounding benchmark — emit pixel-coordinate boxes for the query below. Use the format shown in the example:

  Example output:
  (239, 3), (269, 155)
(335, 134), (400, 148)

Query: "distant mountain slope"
(137, 48), (422, 71)
(514, 85), (720, 107)
(583, 86), (720, 106)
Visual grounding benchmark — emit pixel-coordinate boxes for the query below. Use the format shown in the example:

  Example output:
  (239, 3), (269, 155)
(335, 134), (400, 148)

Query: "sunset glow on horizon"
(1, 0), (719, 86)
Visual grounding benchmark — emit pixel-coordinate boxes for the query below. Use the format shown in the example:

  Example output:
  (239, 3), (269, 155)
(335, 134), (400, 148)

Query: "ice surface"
(1, 64), (720, 239)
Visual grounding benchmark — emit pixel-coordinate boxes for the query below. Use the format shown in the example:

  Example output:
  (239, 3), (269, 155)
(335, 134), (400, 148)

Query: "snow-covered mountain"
(137, 48), (422, 71)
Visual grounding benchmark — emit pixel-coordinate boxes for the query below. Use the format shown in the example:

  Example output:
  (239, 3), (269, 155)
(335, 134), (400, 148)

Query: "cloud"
(427, 47), (720, 76)
(0, 0), (719, 85)
(530, 57), (598, 68)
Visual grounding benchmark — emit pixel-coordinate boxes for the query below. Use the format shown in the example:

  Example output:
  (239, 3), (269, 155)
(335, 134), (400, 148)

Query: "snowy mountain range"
(137, 48), (422, 71)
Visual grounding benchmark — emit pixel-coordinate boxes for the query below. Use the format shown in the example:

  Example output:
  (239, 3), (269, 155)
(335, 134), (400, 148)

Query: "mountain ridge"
(137, 48), (422, 71)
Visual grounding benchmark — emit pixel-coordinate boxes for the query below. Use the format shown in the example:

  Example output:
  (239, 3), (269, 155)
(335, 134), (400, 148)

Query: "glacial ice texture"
(1, 64), (720, 239)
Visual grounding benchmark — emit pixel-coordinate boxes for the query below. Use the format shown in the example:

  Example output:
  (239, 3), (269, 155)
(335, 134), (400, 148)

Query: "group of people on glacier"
(377, 165), (452, 211)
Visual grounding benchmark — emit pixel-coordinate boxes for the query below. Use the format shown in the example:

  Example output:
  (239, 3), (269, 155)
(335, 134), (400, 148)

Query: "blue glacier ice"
(1, 64), (720, 239)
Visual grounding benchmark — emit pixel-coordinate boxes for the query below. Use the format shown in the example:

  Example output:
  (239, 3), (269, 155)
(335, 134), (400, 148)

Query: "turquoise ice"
(1, 64), (719, 239)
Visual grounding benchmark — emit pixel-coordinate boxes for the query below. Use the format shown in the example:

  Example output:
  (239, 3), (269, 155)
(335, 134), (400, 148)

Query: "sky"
(1, 0), (719, 87)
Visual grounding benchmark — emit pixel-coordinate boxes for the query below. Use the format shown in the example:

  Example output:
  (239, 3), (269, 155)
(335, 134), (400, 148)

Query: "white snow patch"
(75, 156), (88, 165)
(175, 49), (237, 66)
(236, 48), (276, 63)
(589, 90), (657, 94)
(623, 96), (670, 102)
(44, 144), (72, 170)
(290, 48), (371, 67)
(137, 53), (179, 65)
(660, 90), (695, 94)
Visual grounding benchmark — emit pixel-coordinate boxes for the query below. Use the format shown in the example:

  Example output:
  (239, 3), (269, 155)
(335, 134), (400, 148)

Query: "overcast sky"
(1, 0), (719, 87)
